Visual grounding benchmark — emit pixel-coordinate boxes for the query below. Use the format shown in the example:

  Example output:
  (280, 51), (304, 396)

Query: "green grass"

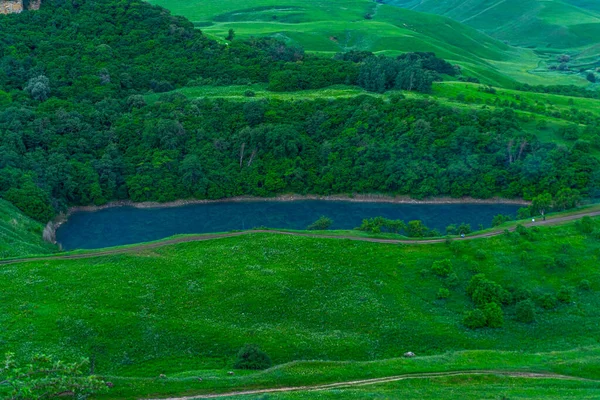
(388, 0), (600, 54)
(218, 377), (600, 399)
(147, 0), (589, 87)
(433, 81), (600, 117)
(145, 84), (381, 104)
(3, 217), (600, 398)
(0, 199), (57, 258)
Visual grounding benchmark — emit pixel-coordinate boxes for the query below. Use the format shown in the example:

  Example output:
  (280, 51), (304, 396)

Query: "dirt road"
(144, 369), (598, 399)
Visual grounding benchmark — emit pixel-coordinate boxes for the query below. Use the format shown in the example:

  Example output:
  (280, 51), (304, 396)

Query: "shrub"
(517, 207), (531, 219)
(445, 273), (460, 288)
(437, 288), (450, 299)
(431, 259), (453, 277)
(492, 214), (511, 227)
(557, 286), (574, 303)
(474, 249), (487, 260)
(463, 309), (487, 329)
(244, 90), (256, 97)
(538, 293), (557, 310)
(513, 288), (532, 302)
(578, 279), (591, 291)
(307, 216), (333, 230)
(483, 302), (504, 328)
(515, 299), (536, 323)
(467, 274), (510, 306)
(233, 344), (272, 370)
(575, 216), (595, 234)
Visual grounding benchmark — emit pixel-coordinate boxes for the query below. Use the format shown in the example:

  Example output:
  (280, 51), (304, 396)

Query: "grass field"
(388, 0), (600, 54)
(147, 0), (588, 87)
(3, 216), (600, 398)
(0, 199), (56, 258)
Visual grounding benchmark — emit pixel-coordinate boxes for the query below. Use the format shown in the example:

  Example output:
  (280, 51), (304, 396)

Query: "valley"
(0, 0), (599, 398)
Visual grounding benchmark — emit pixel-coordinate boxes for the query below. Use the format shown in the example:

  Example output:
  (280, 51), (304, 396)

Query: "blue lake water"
(55, 200), (521, 250)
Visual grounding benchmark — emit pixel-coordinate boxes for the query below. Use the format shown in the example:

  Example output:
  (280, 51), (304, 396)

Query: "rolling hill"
(148, 0), (588, 87)
(387, 0), (600, 54)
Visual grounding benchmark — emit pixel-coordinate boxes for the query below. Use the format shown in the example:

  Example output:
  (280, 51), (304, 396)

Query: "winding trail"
(145, 370), (597, 399)
(2, 210), (599, 266)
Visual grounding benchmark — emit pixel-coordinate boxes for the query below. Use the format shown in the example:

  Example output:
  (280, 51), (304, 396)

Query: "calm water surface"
(55, 201), (521, 250)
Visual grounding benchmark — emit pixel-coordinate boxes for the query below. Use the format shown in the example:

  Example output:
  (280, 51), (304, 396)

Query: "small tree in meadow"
(233, 345), (272, 370)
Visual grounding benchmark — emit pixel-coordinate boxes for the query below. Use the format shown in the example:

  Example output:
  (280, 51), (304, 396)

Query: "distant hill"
(386, 0), (600, 52)
(148, 0), (588, 87)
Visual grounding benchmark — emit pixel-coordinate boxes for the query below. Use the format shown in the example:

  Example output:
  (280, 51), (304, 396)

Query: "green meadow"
(388, 0), (600, 53)
(147, 0), (588, 87)
(2, 215), (600, 398)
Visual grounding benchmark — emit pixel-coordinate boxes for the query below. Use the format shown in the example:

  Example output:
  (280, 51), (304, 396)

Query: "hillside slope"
(148, 0), (587, 86)
(387, 0), (600, 52)
(2, 218), (600, 398)
(0, 199), (57, 258)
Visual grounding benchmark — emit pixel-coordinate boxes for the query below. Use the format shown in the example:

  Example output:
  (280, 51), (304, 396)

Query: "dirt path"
(2, 210), (599, 266)
(144, 370), (596, 399)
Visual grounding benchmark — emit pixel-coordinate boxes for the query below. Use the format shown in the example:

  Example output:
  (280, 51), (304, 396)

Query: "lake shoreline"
(63, 194), (530, 215)
(46, 194), (528, 245)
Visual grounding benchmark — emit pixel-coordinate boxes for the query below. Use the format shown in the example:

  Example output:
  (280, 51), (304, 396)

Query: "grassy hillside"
(0, 199), (57, 258)
(3, 217), (600, 397)
(387, 0), (600, 53)
(148, 0), (588, 87)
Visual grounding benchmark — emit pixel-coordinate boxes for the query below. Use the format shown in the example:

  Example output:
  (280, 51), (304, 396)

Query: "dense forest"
(0, 0), (597, 222)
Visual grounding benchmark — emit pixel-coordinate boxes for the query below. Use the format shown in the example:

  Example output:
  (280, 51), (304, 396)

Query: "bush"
(307, 216), (333, 230)
(467, 274), (510, 306)
(474, 249), (487, 260)
(517, 207), (531, 219)
(578, 279), (591, 291)
(515, 299), (536, 323)
(557, 286), (574, 303)
(431, 259), (453, 277)
(492, 214), (511, 227)
(233, 344), (272, 370)
(437, 288), (450, 299)
(463, 309), (487, 329)
(244, 90), (256, 97)
(483, 302), (504, 328)
(445, 272), (460, 288)
(538, 293), (557, 310)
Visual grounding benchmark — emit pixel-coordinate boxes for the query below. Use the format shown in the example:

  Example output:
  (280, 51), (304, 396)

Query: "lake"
(55, 200), (522, 250)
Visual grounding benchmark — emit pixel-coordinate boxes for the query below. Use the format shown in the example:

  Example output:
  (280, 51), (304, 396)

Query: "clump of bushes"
(437, 288), (450, 299)
(431, 259), (453, 277)
(463, 302), (504, 329)
(233, 344), (272, 370)
(356, 217), (405, 234)
(307, 216), (333, 230)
